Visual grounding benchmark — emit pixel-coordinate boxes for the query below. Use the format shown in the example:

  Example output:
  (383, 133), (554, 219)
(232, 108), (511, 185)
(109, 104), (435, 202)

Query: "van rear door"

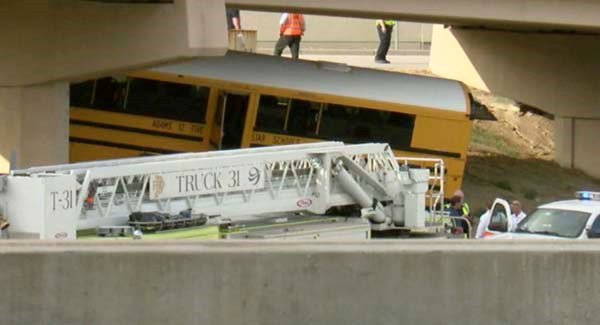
(484, 199), (512, 238)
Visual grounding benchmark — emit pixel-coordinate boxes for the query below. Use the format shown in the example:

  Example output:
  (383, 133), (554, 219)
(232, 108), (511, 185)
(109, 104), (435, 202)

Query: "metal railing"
(448, 216), (473, 239)
(395, 157), (445, 222)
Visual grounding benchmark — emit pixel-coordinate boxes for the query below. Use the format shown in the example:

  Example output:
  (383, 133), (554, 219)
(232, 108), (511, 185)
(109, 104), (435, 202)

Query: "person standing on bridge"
(226, 8), (241, 30)
(0, 216), (9, 239)
(274, 13), (305, 59)
(227, 8), (249, 51)
(374, 19), (396, 64)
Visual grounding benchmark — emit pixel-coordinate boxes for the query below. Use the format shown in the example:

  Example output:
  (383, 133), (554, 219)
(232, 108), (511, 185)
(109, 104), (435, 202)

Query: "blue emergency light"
(576, 191), (600, 201)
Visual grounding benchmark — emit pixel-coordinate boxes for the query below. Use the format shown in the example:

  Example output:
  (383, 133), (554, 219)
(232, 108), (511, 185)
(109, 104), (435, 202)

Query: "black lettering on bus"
(152, 120), (173, 130)
(251, 132), (266, 143)
(191, 124), (202, 134)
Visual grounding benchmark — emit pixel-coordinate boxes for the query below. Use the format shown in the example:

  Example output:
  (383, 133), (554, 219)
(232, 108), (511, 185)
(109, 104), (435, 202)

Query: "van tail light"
(452, 227), (464, 235)
(483, 231), (496, 238)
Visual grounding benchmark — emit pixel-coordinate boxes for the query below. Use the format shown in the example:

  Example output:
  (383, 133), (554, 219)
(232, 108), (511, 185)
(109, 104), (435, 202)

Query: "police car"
(483, 191), (600, 240)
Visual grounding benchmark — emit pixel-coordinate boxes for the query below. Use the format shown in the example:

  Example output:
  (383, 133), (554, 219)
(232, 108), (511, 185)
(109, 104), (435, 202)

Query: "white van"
(483, 191), (600, 240)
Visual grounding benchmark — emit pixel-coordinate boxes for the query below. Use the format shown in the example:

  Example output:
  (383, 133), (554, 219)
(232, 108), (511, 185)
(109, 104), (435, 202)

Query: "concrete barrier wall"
(1, 240), (599, 324)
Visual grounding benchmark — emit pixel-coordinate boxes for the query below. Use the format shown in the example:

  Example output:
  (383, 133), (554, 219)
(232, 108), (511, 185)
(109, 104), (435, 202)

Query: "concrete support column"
(555, 117), (574, 169)
(555, 117), (600, 179)
(0, 83), (68, 172)
(430, 25), (488, 91)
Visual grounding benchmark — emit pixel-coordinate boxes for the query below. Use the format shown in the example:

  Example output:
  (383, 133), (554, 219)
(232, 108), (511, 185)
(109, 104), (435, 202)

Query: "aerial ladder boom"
(0, 142), (444, 239)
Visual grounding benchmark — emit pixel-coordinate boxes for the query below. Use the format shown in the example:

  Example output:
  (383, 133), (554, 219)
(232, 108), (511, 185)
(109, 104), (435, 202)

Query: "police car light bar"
(576, 191), (600, 201)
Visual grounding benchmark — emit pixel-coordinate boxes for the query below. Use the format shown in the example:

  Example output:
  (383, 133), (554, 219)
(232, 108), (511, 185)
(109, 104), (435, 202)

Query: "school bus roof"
(148, 51), (469, 113)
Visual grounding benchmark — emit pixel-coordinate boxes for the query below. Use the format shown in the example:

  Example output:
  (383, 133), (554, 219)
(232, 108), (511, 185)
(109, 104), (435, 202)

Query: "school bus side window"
(319, 104), (415, 150)
(255, 95), (289, 132)
(383, 110), (416, 150)
(69, 80), (95, 107)
(82, 77), (127, 111)
(287, 99), (320, 137)
(126, 78), (209, 123)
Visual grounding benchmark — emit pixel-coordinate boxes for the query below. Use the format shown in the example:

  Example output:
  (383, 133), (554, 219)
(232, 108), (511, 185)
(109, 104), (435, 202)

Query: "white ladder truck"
(0, 142), (449, 240)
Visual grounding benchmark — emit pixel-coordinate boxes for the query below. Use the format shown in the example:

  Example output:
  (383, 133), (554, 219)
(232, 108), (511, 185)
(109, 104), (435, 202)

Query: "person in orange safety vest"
(273, 13), (305, 59)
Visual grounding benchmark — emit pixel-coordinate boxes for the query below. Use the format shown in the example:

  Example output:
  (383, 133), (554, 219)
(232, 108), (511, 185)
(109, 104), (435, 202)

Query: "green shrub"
(494, 180), (513, 191)
(523, 188), (538, 200)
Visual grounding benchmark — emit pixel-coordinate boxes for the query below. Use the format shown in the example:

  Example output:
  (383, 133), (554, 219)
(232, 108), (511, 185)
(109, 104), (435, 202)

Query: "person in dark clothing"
(448, 195), (470, 238)
(375, 20), (396, 64)
(226, 8), (241, 30)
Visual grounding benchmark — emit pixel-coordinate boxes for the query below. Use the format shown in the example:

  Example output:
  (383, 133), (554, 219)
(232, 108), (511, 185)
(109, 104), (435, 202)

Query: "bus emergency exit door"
(209, 92), (249, 150)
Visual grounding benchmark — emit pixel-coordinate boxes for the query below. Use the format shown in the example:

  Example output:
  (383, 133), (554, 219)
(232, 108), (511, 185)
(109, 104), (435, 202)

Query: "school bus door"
(209, 93), (226, 150)
(209, 91), (251, 150)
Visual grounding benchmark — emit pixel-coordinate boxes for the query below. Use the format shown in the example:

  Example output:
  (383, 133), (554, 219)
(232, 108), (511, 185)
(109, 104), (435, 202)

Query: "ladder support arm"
(334, 161), (387, 224)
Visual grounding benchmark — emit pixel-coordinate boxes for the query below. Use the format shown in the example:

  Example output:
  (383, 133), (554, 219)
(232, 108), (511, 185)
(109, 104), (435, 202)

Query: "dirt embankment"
(470, 89), (554, 160)
(466, 89), (600, 216)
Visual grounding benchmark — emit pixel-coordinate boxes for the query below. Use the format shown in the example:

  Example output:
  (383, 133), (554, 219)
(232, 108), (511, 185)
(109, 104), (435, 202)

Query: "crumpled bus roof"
(149, 51), (468, 113)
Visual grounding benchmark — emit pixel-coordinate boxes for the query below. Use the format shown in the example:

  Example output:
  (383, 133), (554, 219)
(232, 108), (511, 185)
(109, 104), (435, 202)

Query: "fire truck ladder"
(12, 142), (442, 232)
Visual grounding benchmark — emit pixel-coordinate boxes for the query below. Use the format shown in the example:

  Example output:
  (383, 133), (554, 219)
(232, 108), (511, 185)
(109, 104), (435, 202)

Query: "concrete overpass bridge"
(1, 0), (599, 179)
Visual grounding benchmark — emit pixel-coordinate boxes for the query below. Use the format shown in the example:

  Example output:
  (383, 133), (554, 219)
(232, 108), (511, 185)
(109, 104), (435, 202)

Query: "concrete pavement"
(301, 54), (430, 70)
(258, 51), (430, 71)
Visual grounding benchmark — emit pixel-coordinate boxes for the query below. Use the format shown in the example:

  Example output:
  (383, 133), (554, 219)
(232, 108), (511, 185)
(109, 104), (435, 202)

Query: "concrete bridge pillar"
(0, 0), (228, 172)
(0, 83), (69, 172)
(430, 25), (600, 179)
(555, 117), (600, 177)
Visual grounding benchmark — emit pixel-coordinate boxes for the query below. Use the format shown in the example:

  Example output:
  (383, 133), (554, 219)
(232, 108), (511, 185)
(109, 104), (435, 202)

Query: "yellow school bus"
(69, 51), (473, 196)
